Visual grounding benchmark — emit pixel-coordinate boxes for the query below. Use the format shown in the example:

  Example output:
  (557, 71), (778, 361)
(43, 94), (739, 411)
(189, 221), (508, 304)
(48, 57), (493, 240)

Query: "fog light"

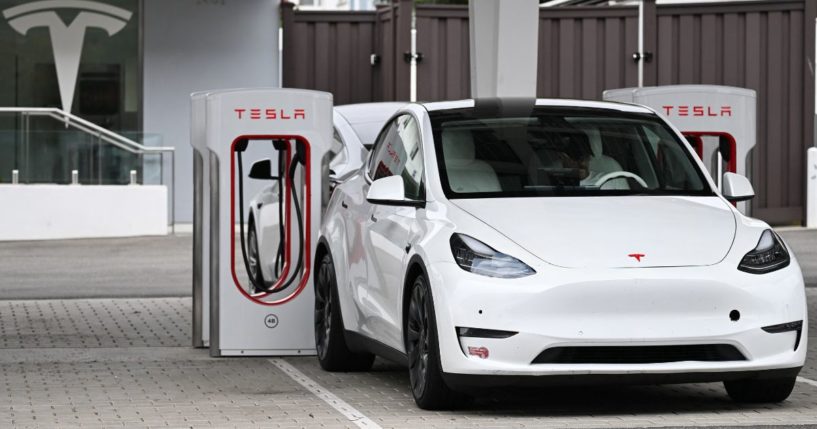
(468, 346), (490, 359)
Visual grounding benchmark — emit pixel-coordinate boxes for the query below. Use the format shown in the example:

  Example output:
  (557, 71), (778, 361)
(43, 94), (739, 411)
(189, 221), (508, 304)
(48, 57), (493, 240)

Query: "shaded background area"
(284, 0), (816, 225)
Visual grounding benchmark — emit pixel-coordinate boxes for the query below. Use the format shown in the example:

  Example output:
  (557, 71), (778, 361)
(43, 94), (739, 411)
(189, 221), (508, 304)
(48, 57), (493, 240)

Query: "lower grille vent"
(532, 344), (746, 364)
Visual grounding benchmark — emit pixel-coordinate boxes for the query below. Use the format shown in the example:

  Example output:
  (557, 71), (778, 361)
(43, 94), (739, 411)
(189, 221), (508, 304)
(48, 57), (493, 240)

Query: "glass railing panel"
(0, 126), (168, 186)
(121, 132), (166, 186)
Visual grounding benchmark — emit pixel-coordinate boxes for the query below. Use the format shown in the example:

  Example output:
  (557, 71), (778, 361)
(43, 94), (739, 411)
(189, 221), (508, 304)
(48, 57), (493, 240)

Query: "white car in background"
(314, 98), (808, 410)
(244, 102), (406, 292)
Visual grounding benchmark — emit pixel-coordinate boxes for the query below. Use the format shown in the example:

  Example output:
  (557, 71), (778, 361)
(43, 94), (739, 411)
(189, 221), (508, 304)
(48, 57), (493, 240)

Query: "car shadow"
(363, 358), (797, 417)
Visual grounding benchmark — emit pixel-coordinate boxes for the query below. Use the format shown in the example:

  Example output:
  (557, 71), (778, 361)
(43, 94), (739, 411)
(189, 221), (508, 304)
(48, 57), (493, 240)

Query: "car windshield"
(430, 106), (713, 198)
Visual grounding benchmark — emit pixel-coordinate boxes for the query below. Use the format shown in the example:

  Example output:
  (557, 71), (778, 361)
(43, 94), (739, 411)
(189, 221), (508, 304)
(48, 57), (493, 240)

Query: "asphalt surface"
(781, 229), (817, 288)
(0, 235), (191, 299)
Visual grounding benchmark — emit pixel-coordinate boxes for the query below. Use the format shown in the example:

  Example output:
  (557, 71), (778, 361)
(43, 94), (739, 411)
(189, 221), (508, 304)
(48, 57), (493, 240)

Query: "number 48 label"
(264, 314), (279, 329)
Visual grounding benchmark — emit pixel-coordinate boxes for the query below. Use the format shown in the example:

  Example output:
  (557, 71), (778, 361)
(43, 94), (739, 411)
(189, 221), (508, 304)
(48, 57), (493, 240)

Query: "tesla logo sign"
(234, 108), (306, 120)
(3, 1), (132, 113)
(628, 253), (646, 262)
(662, 105), (732, 117)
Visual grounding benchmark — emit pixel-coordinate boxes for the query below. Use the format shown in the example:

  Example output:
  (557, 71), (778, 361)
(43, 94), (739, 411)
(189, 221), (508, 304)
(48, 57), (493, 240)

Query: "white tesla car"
(244, 102), (405, 292)
(314, 98), (807, 409)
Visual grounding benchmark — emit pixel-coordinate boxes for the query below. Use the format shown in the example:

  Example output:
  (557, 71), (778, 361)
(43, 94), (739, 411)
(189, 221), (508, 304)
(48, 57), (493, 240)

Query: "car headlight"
(738, 229), (790, 274)
(450, 234), (535, 278)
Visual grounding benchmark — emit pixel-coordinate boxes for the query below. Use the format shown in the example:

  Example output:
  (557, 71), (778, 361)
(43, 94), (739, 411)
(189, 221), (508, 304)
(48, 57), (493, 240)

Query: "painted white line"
(797, 376), (817, 388)
(269, 358), (382, 429)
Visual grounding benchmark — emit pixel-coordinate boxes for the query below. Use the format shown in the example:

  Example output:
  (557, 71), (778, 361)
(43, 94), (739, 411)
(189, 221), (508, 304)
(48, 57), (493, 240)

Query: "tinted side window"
(368, 120), (398, 178)
(368, 115), (424, 200)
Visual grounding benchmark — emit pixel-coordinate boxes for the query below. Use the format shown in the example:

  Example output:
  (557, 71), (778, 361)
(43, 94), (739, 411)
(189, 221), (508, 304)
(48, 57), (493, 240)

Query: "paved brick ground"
(0, 293), (815, 428)
(0, 298), (349, 428)
(0, 232), (815, 428)
(0, 298), (187, 349)
(284, 288), (817, 428)
(0, 351), (350, 428)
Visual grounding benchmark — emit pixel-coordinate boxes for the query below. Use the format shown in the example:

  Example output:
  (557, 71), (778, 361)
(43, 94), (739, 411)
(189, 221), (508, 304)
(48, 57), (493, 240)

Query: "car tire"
(247, 222), (264, 294)
(314, 252), (375, 372)
(406, 274), (472, 410)
(724, 376), (797, 403)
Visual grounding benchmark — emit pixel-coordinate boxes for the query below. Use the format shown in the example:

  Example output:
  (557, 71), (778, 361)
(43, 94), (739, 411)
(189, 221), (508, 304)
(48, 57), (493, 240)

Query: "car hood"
(452, 196), (737, 268)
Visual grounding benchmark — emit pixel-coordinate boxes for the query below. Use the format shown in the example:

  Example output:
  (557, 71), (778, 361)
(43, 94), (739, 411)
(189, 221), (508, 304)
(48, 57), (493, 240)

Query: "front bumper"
(428, 261), (808, 381)
(442, 367), (803, 390)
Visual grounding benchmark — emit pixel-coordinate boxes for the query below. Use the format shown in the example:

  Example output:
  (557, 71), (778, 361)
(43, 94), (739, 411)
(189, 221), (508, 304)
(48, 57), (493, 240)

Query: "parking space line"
(269, 358), (382, 429)
(797, 376), (817, 388)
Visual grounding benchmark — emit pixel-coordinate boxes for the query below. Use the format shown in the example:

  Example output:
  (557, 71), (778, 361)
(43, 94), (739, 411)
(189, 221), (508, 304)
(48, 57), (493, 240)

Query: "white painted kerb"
(0, 185), (167, 241)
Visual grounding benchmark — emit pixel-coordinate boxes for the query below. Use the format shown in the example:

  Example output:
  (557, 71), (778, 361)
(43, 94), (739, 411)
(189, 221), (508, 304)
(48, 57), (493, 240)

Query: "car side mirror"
(722, 172), (754, 202)
(249, 159), (274, 180)
(366, 176), (424, 207)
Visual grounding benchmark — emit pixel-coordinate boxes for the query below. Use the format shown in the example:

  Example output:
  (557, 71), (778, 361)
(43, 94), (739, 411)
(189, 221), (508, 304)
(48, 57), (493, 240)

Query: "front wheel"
(406, 274), (471, 410)
(314, 252), (375, 372)
(724, 377), (796, 403)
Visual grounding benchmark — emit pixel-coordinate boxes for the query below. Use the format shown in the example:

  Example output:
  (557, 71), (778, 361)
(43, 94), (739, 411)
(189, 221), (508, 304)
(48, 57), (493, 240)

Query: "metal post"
(130, 170), (137, 185)
(171, 151), (176, 234)
(808, 147), (817, 228)
(16, 113), (22, 179)
(469, 0), (539, 98)
(638, 0), (644, 87)
(410, 27), (417, 102)
(811, 17), (817, 227)
(71, 169), (79, 185)
(97, 134), (102, 185)
(12, 170), (18, 185)
(24, 112), (29, 183)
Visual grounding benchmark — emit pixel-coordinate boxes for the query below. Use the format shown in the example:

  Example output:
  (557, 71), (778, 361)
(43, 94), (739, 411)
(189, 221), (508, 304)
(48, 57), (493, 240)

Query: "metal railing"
(0, 107), (176, 231)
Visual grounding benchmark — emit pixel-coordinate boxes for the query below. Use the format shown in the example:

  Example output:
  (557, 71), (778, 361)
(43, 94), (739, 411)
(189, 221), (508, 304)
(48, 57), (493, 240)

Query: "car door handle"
(341, 201), (348, 209)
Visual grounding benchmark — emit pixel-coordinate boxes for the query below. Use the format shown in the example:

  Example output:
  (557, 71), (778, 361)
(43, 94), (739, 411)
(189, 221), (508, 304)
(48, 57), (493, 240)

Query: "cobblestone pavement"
(285, 292), (817, 428)
(0, 298), (350, 428)
(0, 293), (814, 428)
(0, 231), (815, 428)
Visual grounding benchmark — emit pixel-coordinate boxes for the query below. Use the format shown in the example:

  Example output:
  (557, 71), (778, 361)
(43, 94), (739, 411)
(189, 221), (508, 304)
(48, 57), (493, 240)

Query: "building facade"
(1, 0), (281, 222)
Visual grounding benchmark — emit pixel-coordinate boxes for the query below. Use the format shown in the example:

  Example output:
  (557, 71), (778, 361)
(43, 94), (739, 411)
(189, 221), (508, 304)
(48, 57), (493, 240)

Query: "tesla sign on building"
(0, 0), (140, 186)
(0, 0), (281, 224)
(4, 0), (133, 114)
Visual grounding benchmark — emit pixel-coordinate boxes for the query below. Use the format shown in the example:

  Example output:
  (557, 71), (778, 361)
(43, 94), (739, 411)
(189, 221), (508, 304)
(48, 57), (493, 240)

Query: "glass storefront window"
(0, 0), (141, 184)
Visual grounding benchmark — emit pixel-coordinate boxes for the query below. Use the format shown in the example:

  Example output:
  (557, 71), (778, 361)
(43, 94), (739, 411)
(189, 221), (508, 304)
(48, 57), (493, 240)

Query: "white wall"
(0, 185), (167, 241)
(143, 0), (280, 223)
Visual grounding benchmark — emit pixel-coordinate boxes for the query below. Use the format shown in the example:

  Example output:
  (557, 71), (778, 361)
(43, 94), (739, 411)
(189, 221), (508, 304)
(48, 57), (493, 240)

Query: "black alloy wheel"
(314, 254), (333, 360)
(313, 252), (375, 371)
(405, 274), (471, 410)
(407, 280), (430, 398)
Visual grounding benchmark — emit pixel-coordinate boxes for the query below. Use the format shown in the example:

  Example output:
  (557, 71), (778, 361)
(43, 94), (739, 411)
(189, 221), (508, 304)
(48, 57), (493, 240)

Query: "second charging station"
(192, 88), (333, 356)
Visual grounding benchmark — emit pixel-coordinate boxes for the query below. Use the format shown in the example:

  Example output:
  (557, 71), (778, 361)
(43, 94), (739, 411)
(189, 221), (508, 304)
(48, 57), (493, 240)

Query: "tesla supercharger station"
(195, 88), (331, 356)
(604, 85), (757, 214)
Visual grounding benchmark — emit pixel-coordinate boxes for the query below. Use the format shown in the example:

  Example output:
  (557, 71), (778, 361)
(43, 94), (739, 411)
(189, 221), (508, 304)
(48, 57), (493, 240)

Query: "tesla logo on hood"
(628, 253), (646, 262)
